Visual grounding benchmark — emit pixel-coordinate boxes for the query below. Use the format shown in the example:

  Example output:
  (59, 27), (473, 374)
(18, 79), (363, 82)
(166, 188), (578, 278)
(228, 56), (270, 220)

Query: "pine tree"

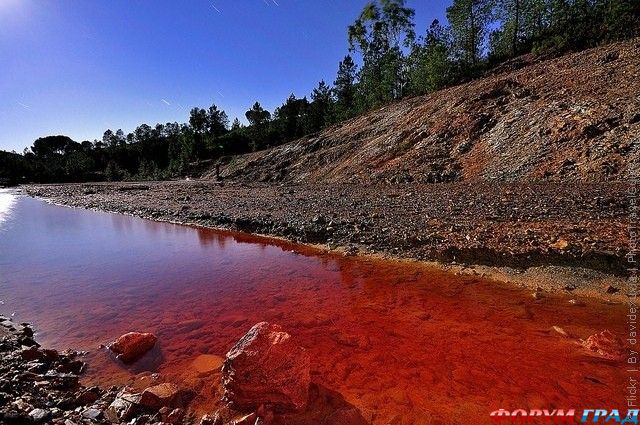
(245, 102), (271, 151)
(447, 0), (494, 71)
(333, 55), (358, 122)
(407, 19), (452, 95)
(307, 81), (333, 133)
(348, 0), (415, 110)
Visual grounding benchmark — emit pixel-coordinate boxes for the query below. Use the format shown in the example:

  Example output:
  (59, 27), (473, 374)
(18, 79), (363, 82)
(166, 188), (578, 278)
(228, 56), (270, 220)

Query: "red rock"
(21, 346), (44, 361)
(160, 407), (185, 424)
(582, 330), (625, 361)
(222, 322), (311, 413)
(199, 414), (222, 425)
(325, 407), (369, 425)
(105, 388), (141, 422)
(140, 382), (192, 410)
(233, 413), (257, 425)
(108, 332), (157, 364)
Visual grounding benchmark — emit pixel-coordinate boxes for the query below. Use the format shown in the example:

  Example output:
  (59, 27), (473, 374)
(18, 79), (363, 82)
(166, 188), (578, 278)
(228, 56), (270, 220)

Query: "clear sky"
(0, 0), (448, 152)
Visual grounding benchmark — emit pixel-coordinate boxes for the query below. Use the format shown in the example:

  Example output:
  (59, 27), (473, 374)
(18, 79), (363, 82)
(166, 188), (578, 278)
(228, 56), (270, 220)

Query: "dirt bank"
(25, 180), (629, 300)
(211, 38), (640, 184)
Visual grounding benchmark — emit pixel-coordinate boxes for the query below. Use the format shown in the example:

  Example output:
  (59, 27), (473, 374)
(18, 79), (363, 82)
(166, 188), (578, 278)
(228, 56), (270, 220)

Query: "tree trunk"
(512, 0), (520, 56)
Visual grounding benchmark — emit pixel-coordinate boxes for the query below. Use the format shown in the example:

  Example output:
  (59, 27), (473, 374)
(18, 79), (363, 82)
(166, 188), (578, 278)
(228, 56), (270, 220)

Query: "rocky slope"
(213, 38), (640, 184)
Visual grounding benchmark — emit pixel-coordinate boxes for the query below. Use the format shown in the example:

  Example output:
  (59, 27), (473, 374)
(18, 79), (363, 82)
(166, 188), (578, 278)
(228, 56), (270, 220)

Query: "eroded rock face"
(108, 332), (157, 364)
(222, 322), (311, 412)
(582, 330), (625, 361)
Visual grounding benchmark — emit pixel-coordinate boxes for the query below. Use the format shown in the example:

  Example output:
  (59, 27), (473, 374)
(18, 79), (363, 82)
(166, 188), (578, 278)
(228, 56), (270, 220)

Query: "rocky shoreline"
(25, 181), (629, 299)
(0, 315), (152, 425)
(1, 316), (370, 425)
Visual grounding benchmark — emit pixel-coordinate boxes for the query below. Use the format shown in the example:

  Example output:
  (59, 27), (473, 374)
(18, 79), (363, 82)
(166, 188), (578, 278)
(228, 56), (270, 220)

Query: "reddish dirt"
(212, 38), (640, 185)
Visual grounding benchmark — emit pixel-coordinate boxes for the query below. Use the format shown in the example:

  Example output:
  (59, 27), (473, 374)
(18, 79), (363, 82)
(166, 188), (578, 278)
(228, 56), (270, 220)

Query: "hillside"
(214, 38), (640, 184)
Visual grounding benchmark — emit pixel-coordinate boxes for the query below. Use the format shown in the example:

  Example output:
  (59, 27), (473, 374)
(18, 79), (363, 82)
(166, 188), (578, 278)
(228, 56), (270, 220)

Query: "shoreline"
(23, 181), (628, 302)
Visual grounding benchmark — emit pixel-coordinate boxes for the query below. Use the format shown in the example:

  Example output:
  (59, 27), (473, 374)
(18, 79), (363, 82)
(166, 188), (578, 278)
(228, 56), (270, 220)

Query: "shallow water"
(0, 190), (624, 423)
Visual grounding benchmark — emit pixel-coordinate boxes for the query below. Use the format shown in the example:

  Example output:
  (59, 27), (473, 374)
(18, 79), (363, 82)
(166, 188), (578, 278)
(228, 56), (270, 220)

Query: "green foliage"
(447, 0), (494, 71)
(407, 20), (453, 95)
(245, 102), (271, 151)
(0, 151), (30, 186)
(349, 0), (416, 110)
(307, 81), (333, 133)
(333, 55), (358, 122)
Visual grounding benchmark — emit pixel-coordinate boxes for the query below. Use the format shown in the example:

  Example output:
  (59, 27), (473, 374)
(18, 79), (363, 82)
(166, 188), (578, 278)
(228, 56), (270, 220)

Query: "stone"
(105, 389), (141, 422)
(81, 408), (102, 420)
(551, 326), (569, 337)
(108, 332), (157, 364)
(28, 408), (50, 423)
(20, 346), (43, 362)
(222, 322), (311, 412)
(200, 413), (223, 425)
(582, 330), (625, 361)
(549, 239), (569, 250)
(140, 383), (191, 410)
(233, 413), (257, 425)
(75, 388), (100, 405)
(605, 285), (619, 294)
(191, 354), (224, 375)
(164, 407), (185, 424)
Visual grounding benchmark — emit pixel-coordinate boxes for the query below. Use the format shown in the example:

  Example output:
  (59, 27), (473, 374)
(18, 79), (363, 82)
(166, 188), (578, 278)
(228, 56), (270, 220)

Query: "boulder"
(222, 322), (311, 412)
(105, 388), (141, 422)
(582, 330), (625, 361)
(108, 332), (157, 364)
(191, 354), (224, 375)
(140, 383), (192, 410)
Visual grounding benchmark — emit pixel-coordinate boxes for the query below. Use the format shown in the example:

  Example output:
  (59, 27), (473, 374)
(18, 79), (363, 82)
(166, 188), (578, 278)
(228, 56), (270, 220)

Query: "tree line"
(1, 0), (638, 185)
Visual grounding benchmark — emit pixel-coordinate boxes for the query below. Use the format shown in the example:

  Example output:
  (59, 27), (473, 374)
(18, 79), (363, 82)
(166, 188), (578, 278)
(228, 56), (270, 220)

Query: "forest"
(1, 0), (638, 185)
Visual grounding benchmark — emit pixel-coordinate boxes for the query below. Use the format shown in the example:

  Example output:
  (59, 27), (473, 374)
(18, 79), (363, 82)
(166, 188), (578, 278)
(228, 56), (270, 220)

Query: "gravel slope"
(25, 181), (629, 299)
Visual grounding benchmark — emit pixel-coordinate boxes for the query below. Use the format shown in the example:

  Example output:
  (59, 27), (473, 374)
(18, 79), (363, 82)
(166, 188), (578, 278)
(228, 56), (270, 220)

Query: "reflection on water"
(0, 189), (17, 231)
(0, 195), (626, 424)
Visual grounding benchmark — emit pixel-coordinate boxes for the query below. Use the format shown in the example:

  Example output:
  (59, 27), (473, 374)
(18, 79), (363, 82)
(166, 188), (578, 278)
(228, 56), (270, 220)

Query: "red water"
(0, 191), (625, 423)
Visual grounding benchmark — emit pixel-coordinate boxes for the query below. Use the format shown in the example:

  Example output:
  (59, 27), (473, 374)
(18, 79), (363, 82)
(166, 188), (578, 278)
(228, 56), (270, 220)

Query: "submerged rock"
(108, 332), (157, 364)
(582, 330), (625, 361)
(222, 322), (311, 412)
(191, 354), (224, 375)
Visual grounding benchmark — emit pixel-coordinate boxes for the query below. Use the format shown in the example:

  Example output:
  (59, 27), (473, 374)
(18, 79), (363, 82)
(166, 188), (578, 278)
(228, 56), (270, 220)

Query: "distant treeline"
(1, 0), (638, 185)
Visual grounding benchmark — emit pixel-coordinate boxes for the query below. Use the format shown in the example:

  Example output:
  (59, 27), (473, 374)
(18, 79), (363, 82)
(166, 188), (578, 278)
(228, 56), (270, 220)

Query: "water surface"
(0, 189), (624, 423)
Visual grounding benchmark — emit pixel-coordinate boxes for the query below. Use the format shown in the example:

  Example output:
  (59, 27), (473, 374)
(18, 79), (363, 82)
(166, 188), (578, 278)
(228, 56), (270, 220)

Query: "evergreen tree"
(206, 104), (229, 139)
(407, 19), (452, 95)
(333, 55), (358, 122)
(245, 102), (271, 151)
(447, 0), (494, 71)
(272, 95), (310, 142)
(231, 118), (243, 131)
(348, 0), (416, 110)
(307, 81), (333, 133)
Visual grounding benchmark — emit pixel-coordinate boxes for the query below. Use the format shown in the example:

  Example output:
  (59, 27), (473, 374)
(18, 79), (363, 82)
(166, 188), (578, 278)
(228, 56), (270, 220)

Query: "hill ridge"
(214, 38), (640, 184)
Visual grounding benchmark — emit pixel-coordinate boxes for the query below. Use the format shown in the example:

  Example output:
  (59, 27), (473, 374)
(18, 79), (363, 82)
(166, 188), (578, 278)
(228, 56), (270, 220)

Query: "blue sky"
(0, 0), (448, 152)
